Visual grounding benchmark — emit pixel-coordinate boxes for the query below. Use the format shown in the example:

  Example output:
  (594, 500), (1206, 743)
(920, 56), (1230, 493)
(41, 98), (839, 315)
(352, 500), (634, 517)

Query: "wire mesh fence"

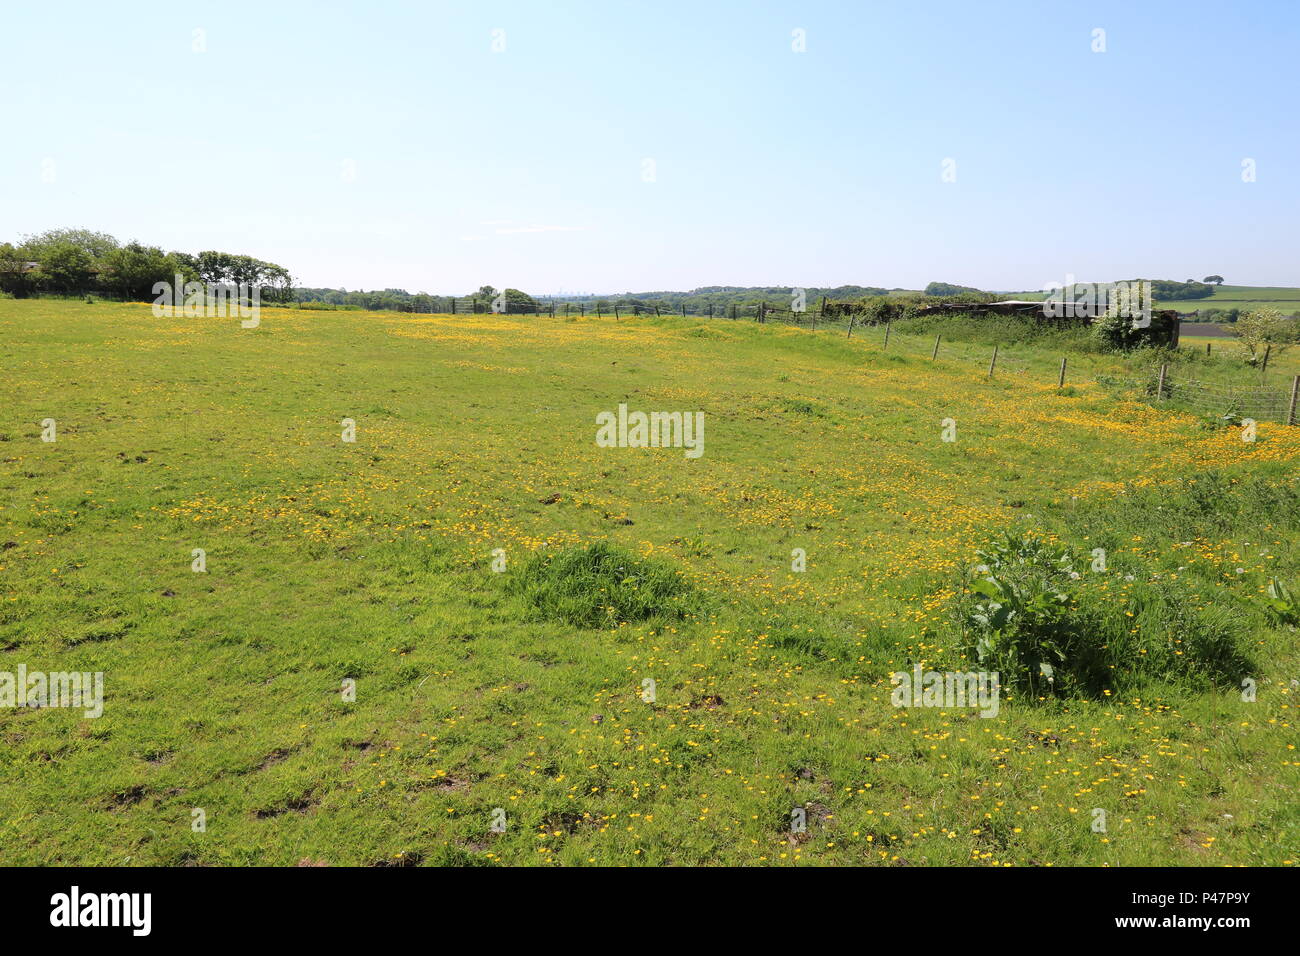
(383, 298), (824, 318)
(397, 298), (1300, 425)
(1096, 368), (1300, 425)
(718, 313), (1300, 425)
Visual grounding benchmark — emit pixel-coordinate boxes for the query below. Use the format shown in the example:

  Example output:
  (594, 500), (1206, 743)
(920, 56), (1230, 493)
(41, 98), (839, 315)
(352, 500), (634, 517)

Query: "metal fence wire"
(402, 299), (1300, 426)
(1097, 370), (1299, 425)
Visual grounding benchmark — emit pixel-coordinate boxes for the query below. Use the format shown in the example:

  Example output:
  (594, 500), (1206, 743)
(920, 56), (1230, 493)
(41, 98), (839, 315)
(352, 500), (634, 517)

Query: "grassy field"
(1002, 284), (1300, 315)
(1170, 285), (1300, 314)
(1, 298), (1297, 866)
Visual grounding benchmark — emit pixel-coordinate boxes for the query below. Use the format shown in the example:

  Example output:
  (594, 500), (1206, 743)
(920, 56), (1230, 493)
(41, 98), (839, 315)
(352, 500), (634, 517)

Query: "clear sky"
(3, 0), (1296, 294)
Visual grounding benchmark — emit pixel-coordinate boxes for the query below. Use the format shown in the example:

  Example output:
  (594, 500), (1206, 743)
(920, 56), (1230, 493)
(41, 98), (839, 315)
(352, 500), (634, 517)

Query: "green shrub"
(953, 533), (1079, 698)
(1263, 578), (1298, 627)
(509, 542), (700, 628)
(1235, 308), (1299, 364)
(952, 532), (1252, 698)
(1093, 309), (1179, 351)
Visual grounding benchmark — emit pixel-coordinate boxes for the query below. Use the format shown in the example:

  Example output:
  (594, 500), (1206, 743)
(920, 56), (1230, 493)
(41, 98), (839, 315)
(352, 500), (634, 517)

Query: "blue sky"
(3, 0), (1296, 293)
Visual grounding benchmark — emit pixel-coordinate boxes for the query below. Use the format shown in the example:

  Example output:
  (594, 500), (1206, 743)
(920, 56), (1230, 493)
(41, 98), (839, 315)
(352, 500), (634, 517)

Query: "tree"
(1235, 308), (1299, 364)
(21, 229), (117, 295)
(23, 228), (118, 264)
(195, 250), (235, 285)
(1203, 275), (1224, 285)
(0, 242), (36, 297)
(503, 288), (538, 312)
(193, 250), (293, 303)
(35, 241), (96, 294)
(2, 229), (294, 304)
(101, 242), (188, 301)
(1150, 279), (1215, 301)
(171, 251), (199, 278)
(226, 255), (263, 290)
(259, 263), (294, 303)
(924, 281), (983, 297)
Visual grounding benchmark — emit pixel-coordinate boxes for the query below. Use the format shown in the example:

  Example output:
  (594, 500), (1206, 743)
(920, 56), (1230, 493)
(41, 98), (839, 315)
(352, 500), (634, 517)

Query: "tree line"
(0, 229), (294, 303)
(0, 234), (1234, 318)
(290, 284), (897, 314)
(294, 285), (539, 313)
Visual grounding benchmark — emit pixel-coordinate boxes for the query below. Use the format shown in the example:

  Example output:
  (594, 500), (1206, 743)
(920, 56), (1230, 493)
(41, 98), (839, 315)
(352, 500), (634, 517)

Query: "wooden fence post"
(1157, 363), (1168, 400)
(1206, 342), (1211, 357)
(1261, 344), (1271, 375)
(1288, 375), (1299, 426)
(931, 334), (941, 360)
(846, 313), (857, 339)
(1058, 356), (1067, 388)
(987, 344), (999, 377)
(883, 318), (892, 349)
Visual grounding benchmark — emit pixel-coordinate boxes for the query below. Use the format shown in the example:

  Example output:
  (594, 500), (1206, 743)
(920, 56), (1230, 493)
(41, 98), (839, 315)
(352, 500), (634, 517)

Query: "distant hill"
(992, 283), (1300, 317)
(290, 281), (1300, 318)
(543, 286), (902, 311)
(924, 281), (984, 297)
(1161, 285), (1300, 314)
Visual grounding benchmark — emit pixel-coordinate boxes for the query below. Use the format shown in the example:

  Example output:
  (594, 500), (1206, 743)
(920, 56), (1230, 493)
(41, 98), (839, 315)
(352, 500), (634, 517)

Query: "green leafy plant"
(1236, 308), (1299, 364)
(1263, 578), (1298, 626)
(952, 531), (1252, 699)
(955, 533), (1077, 698)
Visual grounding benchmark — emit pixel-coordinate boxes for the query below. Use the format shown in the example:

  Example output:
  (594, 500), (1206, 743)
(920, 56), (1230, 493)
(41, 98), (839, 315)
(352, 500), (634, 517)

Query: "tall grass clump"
(509, 541), (701, 628)
(950, 532), (1251, 699)
(1063, 471), (1300, 548)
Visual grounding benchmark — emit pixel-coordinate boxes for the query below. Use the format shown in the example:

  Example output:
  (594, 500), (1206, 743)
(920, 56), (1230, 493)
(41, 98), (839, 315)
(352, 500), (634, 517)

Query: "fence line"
(1097, 364), (1300, 425)
(871, 329), (1298, 424)
(383, 298), (1299, 425)
(738, 314), (1299, 425)
(375, 297), (878, 321)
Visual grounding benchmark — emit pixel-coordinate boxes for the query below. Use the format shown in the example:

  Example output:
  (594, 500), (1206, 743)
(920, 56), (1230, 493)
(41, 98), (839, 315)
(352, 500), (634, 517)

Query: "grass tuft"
(508, 542), (700, 628)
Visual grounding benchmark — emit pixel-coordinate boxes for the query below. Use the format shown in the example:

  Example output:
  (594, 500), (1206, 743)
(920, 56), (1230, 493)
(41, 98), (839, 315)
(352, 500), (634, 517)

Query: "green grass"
(993, 284), (1300, 314)
(1172, 285), (1300, 314)
(1, 299), (1297, 866)
(509, 542), (703, 629)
